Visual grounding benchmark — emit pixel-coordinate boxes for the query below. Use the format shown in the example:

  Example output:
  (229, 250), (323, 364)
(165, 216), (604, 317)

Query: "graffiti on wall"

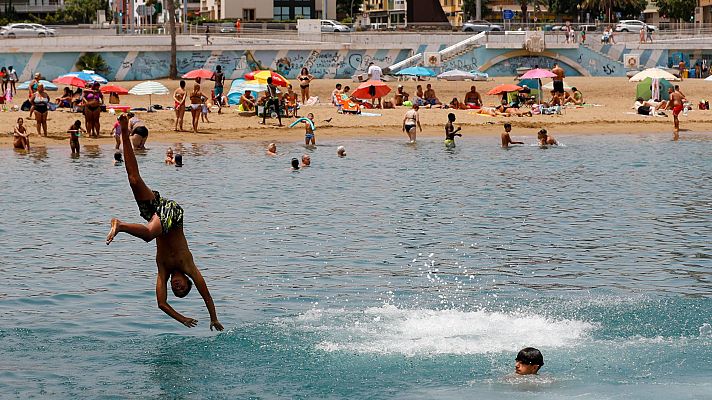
(486, 56), (580, 77)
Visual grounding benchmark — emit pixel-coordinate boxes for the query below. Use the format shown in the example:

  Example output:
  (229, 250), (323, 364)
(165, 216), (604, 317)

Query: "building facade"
(202, 0), (335, 21)
(363, 0), (406, 28)
(440, 0), (463, 26)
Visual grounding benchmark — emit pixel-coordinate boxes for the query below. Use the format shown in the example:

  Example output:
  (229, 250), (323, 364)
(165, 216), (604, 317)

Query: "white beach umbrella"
(629, 68), (680, 82)
(437, 69), (477, 81)
(129, 81), (170, 110)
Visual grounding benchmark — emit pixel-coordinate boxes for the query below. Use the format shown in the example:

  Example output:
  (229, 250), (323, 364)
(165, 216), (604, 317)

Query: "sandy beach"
(3, 76), (711, 149)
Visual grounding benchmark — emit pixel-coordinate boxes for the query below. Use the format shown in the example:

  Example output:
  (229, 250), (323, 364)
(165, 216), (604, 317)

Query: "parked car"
(219, 25), (237, 33)
(615, 20), (657, 32)
(462, 20), (503, 33)
(579, 24), (599, 32)
(0, 23), (56, 38)
(321, 20), (351, 33)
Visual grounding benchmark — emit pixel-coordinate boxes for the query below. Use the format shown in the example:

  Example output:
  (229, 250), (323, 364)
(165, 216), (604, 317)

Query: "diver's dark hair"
(172, 277), (192, 298)
(516, 347), (544, 367)
(448, 113), (456, 122)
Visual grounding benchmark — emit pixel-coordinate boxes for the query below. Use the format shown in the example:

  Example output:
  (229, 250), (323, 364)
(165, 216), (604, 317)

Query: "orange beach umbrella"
(353, 80), (391, 100)
(100, 84), (129, 94)
(487, 84), (523, 95)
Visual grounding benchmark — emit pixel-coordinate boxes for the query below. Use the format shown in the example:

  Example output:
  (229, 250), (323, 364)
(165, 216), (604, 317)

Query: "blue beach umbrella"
(17, 80), (58, 91)
(227, 79), (269, 105)
(63, 70), (108, 84)
(396, 66), (436, 77)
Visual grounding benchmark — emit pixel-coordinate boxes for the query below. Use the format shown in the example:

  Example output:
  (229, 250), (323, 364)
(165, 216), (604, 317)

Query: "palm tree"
(517, 0), (545, 25)
(166, 0), (178, 79)
(581, 0), (638, 23)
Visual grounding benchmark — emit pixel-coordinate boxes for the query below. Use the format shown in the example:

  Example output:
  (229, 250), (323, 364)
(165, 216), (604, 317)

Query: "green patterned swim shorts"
(137, 191), (184, 234)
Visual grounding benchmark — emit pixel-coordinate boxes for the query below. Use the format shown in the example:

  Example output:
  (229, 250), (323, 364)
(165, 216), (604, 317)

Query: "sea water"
(1, 133), (711, 399)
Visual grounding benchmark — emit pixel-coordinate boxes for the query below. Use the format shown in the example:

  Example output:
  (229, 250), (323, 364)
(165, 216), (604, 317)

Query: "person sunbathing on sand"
(106, 114), (223, 331)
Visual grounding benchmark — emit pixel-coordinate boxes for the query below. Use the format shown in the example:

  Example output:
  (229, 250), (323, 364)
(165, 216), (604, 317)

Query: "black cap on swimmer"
(516, 347), (544, 367)
(174, 153), (183, 167)
(291, 158), (300, 170)
(114, 152), (123, 162)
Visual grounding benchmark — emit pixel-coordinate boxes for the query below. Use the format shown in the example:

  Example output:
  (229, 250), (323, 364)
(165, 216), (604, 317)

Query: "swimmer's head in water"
(267, 143), (276, 153)
(171, 272), (192, 298)
(114, 152), (123, 162)
(537, 129), (548, 139)
(301, 154), (311, 166)
(337, 146), (346, 157)
(291, 158), (300, 169)
(448, 113), (456, 122)
(174, 153), (183, 167)
(515, 347), (544, 375)
(504, 123), (511, 131)
(166, 147), (173, 156)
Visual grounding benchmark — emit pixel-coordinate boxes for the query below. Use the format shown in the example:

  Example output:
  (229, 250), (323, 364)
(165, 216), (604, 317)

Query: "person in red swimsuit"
(666, 87), (685, 141)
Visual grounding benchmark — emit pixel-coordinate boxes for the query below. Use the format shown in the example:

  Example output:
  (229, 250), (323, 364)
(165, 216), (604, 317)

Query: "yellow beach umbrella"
(244, 70), (290, 87)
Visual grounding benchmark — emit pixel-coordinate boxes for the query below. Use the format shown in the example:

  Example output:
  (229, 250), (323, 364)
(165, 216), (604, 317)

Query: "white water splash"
(293, 305), (595, 356)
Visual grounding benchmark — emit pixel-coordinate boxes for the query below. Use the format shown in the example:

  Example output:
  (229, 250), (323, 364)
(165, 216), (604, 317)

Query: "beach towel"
(358, 112), (382, 117)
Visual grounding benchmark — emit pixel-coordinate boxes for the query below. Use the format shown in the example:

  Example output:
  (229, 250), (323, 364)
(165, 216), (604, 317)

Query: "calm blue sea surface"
(1, 133), (711, 399)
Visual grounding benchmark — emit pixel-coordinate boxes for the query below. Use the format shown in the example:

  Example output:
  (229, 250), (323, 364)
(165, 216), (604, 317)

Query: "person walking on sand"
(173, 80), (187, 131)
(402, 104), (422, 143)
(106, 114), (224, 331)
(212, 65), (225, 113)
(8, 66), (18, 96)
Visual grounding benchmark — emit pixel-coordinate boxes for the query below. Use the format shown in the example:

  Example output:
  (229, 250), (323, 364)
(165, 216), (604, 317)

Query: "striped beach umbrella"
(129, 81), (170, 109)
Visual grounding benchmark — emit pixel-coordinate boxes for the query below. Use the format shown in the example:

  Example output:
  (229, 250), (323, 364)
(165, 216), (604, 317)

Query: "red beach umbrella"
(181, 69), (215, 79)
(52, 75), (87, 87)
(100, 84), (129, 94)
(487, 84), (523, 95)
(353, 80), (391, 100)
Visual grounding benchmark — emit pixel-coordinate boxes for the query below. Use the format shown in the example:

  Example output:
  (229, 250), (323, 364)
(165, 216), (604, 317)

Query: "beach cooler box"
(107, 105), (131, 113)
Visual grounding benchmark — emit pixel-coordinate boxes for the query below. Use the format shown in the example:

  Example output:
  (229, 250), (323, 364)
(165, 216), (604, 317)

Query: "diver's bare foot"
(106, 218), (120, 245)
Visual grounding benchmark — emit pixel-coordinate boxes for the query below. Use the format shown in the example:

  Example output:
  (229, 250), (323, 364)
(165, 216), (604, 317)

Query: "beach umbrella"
(244, 70), (290, 87)
(541, 80), (572, 91)
(705, 75), (712, 81)
(486, 84), (523, 95)
(468, 70), (489, 81)
(63, 70), (108, 84)
(17, 80), (58, 91)
(181, 69), (215, 80)
(396, 66), (436, 77)
(227, 79), (270, 105)
(629, 67), (680, 82)
(100, 84), (129, 94)
(353, 80), (391, 100)
(635, 77), (672, 101)
(519, 68), (557, 79)
(129, 81), (170, 110)
(53, 75), (87, 87)
(437, 69), (476, 81)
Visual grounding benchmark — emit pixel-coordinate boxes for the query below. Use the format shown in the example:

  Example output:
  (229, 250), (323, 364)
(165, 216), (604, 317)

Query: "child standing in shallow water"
(444, 113), (462, 148)
(304, 113), (316, 147)
(67, 120), (84, 154)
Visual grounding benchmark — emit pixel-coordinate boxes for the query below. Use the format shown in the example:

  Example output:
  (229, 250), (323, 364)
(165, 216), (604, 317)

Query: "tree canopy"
(656, 0), (696, 22)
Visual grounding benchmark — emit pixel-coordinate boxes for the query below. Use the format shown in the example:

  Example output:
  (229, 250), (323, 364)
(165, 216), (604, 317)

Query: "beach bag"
(21, 99), (32, 111)
(637, 105), (651, 115)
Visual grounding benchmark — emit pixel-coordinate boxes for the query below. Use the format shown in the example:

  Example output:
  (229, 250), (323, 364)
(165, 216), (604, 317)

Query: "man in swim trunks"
(106, 114), (224, 331)
(464, 85), (482, 107)
(173, 80), (187, 131)
(551, 63), (565, 94)
(304, 113), (316, 146)
(424, 84), (442, 108)
(240, 90), (255, 112)
(501, 123), (524, 148)
(212, 65), (225, 113)
(666, 87), (685, 141)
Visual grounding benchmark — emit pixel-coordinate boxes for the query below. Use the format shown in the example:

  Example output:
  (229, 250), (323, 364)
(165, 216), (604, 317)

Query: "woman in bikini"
(128, 112), (149, 150)
(173, 80), (187, 131)
(13, 117), (30, 151)
(32, 83), (51, 137)
(189, 84), (206, 133)
(83, 82), (103, 138)
(297, 68), (314, 105)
